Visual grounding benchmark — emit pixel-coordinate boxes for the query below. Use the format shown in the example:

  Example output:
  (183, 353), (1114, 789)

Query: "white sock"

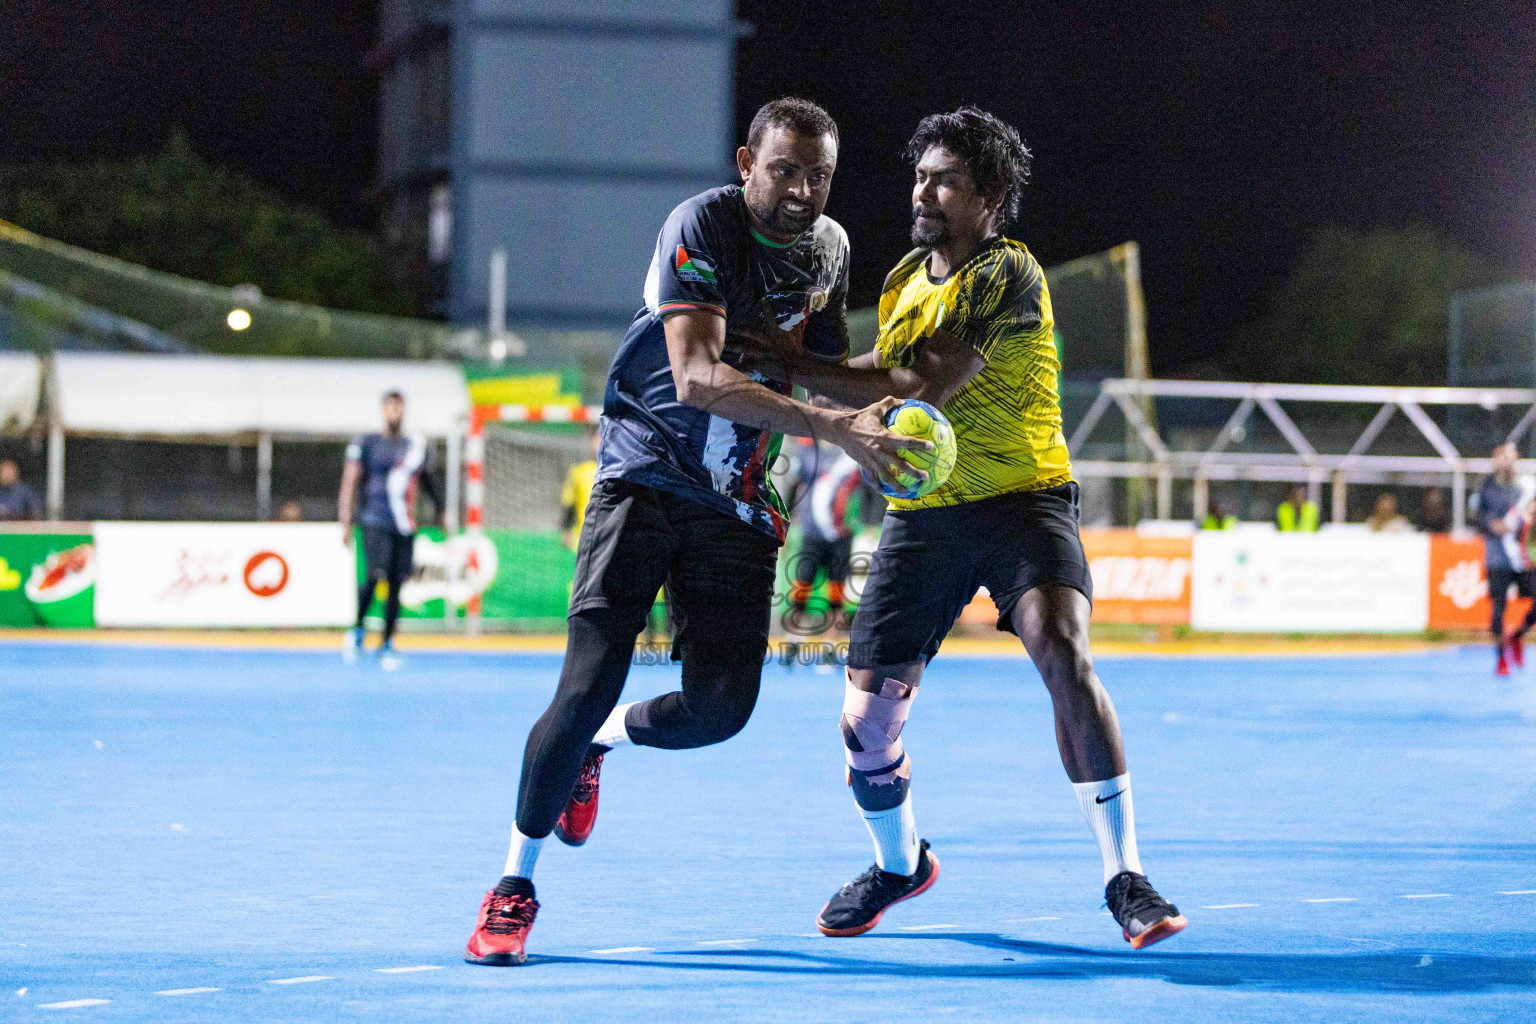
(592, 701), (636, 749)
(1072, 774), (1143, 884)
(503, 825), (544, 880)
(860, 793), (920, 876)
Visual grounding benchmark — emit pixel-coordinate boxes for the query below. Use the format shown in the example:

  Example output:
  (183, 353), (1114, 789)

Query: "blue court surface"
(3, 639), (1535, 1023)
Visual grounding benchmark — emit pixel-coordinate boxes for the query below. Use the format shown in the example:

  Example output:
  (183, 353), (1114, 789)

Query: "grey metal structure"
(1069, 379), (1536, 532)
(374, 0), (745, 327)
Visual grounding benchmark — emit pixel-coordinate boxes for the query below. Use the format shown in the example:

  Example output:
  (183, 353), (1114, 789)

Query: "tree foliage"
(0, 131), (413, 316)
(1229, 226), (1507, 385)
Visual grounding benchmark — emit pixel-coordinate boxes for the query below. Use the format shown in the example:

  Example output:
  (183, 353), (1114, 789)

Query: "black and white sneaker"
(816, 840), (940, 936)
(1105, 871), (1187, 949)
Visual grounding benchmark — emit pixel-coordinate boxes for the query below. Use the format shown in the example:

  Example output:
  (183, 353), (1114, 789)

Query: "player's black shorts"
(792, 534), (854, 586)
(1488, 567), (1536, 600)
(361, 526), (415, 585)
(848, 482), (1092, 668)
(570, 479), (779, 658)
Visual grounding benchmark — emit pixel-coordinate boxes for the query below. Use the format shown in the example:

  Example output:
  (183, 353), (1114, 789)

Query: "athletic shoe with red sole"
(1105, 871), (1187, 950)
(464, 886), (539, 965)
(1498, 644), (1512, 677)
(816, 839), (939, 936)
(552, 748), (604, 846)
(1510, 633), (1525, 668)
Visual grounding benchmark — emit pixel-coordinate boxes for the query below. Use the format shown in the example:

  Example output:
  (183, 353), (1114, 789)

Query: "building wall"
(376, 0), (739, 327)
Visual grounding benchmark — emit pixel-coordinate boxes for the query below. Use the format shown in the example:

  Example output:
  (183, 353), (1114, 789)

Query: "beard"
(910, 207), (948, 247)
(747, 192), (816, 237)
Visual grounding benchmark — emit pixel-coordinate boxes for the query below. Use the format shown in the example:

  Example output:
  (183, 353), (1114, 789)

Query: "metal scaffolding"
(1068, 379), (1536, 531)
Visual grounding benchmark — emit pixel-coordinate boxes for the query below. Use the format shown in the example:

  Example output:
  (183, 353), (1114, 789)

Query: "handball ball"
(876, 399), (956, 500)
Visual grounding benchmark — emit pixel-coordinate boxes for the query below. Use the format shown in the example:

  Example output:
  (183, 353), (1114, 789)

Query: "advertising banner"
(94, 523), (354, 627)
(1083, 529), (1193, 625)
(0, 529), (96, 627)
(1191, 530), (1430, 632)
(1427, 533), (1529, 632)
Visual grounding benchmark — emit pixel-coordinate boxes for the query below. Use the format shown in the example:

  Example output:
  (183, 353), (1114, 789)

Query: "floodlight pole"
(46, 416), (64, 520)
(256, 431), (272, 521)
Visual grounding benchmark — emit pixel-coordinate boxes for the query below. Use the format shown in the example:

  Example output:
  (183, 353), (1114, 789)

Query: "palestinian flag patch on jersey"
(675, 246), (717, 284)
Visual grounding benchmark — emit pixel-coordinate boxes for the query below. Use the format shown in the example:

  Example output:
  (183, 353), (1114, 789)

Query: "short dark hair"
(904, 106), (1032, 227)
(382, 390), (403, 403)
(747, 97), (838, 152)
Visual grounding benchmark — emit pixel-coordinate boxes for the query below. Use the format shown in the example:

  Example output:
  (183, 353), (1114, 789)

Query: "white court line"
(1498, 890), (1536, 895)
(1003, 916), (1062, 923)
(155, 987), (222, 996)
(38, 999), (111, 1009)
(374, 966), (445, 974)
(898, 923), (959, 931)
(590, 946), (653, 954)
(696, 938), (756, 946)
(266, 976), (333, 985)
(1202, 903), (1260, 909)
(1397, 893), (1452, 900)
(1302, 897), (1358, 904)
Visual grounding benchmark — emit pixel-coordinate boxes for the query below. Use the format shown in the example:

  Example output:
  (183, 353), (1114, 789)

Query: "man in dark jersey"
(1471, 442), (1536, 675)
(464, 98), (926, 966)
(338, 391), (443, 669)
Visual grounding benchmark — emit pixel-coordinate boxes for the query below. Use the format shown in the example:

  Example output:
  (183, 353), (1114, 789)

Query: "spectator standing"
(1418, 488), (1451, 533)
(1365, 493), (1412, 532)
(1276, 484), (1319, 532)
(0, 459), (42, 520)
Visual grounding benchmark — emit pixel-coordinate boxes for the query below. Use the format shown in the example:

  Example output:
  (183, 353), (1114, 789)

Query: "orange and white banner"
(1427, 534), (1530, 632)
(1082, 529), (1192, 625)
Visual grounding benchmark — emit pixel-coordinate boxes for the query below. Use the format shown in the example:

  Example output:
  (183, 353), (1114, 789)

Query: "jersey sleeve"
(802, 242), (851, 363)
(653, 199), (728, 320)
(942, 245), (1048, 362)
(345, 436), (364, 464)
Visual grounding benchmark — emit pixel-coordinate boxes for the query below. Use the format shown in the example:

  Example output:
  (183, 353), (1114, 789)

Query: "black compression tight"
(513, 608), (763, 837)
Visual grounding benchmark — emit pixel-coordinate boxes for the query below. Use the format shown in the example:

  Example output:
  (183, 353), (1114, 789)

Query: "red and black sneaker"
(1511, 633), (1525, 668)
(464, 883), (539, 965)
(1498, 642), (1512, 677)
(816, 840), (939, 937)
(552, 747), (604, 846)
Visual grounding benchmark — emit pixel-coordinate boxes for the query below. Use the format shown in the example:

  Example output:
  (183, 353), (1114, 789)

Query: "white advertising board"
(93, 523), (354, 627)
(1190, 531), (1430, 632)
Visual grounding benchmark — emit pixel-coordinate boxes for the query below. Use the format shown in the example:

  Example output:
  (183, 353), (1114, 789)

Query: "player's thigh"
(982, 483), (1094, 638)
(665, 499), (778, 660)
(361, 527), (393, 579)
(388, 531), (415, 583)
(848, 507), (984, 670)
(569, 480), (678, 616)
(792, 535), (830, 585)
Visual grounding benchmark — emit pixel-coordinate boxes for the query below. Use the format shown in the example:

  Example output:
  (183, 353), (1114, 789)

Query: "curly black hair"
(903, 106), (1032, 227)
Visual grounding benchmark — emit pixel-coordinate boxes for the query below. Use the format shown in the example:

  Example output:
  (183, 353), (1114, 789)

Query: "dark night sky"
(3, 1), (1534, 373)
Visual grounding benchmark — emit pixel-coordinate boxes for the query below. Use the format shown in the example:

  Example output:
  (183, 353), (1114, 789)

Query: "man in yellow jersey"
(745, 107), (1185, 950)
(559, 429), (600, 552)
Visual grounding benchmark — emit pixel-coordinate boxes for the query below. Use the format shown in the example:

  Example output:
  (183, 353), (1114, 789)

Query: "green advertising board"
(0, 531), (96, 627)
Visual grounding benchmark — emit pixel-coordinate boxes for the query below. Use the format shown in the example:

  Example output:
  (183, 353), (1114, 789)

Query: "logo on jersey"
(675, 246), (717, 284)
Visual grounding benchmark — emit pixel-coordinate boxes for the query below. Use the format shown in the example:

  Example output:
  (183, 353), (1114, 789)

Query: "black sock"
(382, 580), (403, 645)
(356, 579), (375, 630)
(494, 875), (536, 898)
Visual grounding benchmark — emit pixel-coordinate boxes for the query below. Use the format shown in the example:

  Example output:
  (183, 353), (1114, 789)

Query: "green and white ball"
(877, 399), (957, 500)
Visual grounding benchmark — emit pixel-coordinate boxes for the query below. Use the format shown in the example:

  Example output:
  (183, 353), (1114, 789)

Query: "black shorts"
(361, 526), (415, 585)
(791, 534), (854, 586)
(1488, 567), (1536, 600)
(570, 479), (779, 658)
(848, 482), (1092, 668)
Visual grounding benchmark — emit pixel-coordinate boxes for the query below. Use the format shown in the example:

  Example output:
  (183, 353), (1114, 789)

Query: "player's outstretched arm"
(739, 324), (985, 411)
(664, 310), (930, 492)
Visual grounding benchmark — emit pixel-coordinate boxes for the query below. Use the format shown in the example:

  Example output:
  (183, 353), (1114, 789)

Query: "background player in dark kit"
(337, 391), (443, 667)
(1470, 442), (1536, 674)
(464, 98), (929, 966)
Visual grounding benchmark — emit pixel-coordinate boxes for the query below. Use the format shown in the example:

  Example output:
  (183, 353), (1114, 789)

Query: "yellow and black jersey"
(873, 237), (1071, 510)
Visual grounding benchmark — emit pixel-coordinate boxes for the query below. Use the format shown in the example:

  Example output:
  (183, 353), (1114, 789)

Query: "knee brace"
(840, 674), (916, 811)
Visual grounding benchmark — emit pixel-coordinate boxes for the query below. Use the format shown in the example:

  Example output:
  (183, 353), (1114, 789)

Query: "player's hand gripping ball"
(874, 399), (956, 500)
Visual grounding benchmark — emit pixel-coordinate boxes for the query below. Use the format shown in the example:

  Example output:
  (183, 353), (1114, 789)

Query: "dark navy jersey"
(596, 185), (851, 541)
(1470, 476), (1529, 571)
(345, 432), (437, 534)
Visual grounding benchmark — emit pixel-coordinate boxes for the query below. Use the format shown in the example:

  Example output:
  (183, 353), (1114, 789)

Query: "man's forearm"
(681, 359), (840, 440)
(787, 359), (924, 408)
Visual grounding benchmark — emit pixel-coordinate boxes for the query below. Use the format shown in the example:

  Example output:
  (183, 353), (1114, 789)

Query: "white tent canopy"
(0, 352), (42, 433)
(45, 354), (469, 522)
(51, 353), (468, 439)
